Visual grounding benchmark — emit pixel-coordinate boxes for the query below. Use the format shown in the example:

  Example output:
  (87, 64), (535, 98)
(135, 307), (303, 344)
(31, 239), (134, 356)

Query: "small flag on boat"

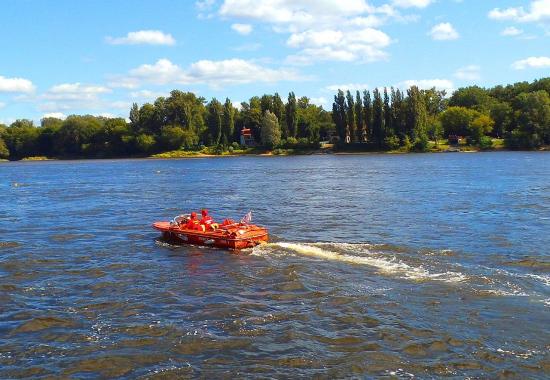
(241, 211), (252, 224)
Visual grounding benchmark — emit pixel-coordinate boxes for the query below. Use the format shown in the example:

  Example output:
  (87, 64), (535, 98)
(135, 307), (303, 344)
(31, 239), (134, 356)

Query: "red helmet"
(190, 212), (197, 218)
(201, 209), (208, 216)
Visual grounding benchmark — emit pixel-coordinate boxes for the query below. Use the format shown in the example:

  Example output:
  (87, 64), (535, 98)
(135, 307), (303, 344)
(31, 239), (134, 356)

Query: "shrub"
(384, 135), (401, 150)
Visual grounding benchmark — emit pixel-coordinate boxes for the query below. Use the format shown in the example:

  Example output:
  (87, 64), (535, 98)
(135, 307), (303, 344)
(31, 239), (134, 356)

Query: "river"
(1, 152), (549, 378)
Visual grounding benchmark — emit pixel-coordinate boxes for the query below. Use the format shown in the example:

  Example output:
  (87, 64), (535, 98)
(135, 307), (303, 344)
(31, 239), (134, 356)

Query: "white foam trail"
(256, 242), (468, 283)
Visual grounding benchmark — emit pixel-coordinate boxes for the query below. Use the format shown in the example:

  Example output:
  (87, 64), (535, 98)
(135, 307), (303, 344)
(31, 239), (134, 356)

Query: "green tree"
(0, 135), (9, 159)
(468, 114), (494, 145)
(345, 90), (356, 142)
(363, 90), (372, 141)
(272, 93), (286, 137)
(383, 88), (392, 138)
(449, 86), (495, 113)
(332, 90), (347, 142)
(261, 110), (281, 149)
(406, 86), (429, 151)
(159, 125), (186, 151)
(129, 102), (140, 132)
(222, 98), (235, 146)
(372, 88), (384, 148)
(439, 106), (481, 137)
(355, 90), (364, 141)
(206, 98), (223, 145)
(286, 92), (298, 138)
(507, 90), (550, 148)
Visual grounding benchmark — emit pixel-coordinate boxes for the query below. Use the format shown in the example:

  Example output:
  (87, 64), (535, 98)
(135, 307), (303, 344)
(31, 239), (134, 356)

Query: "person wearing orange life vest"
(185, 212), (200, 230)
(200, 209), (219, 231)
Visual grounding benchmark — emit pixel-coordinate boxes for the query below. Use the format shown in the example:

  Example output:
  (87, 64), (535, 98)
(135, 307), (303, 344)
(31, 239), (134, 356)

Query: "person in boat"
(200, 209), (219, 231)
(185, 212), (199, 229)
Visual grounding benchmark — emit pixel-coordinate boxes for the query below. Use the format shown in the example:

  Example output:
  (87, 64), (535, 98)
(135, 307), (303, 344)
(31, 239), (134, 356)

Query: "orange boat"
(152, 212), (268, 250)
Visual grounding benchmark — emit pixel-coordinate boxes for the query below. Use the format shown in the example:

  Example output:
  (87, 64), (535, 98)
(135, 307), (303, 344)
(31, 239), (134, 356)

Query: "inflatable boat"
(153, 212), (268, 250)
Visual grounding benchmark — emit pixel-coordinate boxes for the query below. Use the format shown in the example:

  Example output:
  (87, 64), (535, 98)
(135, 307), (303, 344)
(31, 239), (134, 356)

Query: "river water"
(0, 152), (549, 378)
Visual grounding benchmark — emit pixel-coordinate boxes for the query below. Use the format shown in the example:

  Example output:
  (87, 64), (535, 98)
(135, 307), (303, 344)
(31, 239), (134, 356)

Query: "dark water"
(1, 152), (549, 379)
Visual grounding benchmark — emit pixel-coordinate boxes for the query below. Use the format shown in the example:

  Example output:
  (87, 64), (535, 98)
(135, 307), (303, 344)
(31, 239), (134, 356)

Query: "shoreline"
(2, 146), (549, 163)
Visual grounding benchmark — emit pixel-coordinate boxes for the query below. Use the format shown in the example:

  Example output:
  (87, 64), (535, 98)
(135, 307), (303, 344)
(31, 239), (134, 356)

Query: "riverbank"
(3, 140), (549, 162)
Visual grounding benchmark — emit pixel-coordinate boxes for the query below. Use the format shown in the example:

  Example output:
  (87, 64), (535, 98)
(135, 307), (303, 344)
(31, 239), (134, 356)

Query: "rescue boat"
(152, 212), (269, 250)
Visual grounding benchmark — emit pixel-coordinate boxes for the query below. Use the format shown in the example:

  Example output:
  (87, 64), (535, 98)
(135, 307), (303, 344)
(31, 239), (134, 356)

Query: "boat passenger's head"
(191, 212), (197, 218)
(201, 209), (208, 216)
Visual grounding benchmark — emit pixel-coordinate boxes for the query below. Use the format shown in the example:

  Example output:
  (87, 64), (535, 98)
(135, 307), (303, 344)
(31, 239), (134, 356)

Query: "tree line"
(0, 77), (548, 160)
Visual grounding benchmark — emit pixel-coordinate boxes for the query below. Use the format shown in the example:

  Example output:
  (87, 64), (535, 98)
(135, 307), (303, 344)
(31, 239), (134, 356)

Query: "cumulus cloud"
(512, 56), (550, 69)
(42, 112), (67, 120)
(106, 30), (176, 45)
(0, 75), (35, 93)
(488, 0), (550, 23)
(429, 22), (459, 40)
(325, 83), (369, 92)
(397, 79), (455, 93)
(392, 0), (433, 8)
(501, 26), (524, 36)
(286, 27), (391, 64)
(231, 23), (253, 35)
(454, 65), (481, 81)
(43, 83), (111, 101)
(110, 58), (304, 89)
(217, 0), (403, 64)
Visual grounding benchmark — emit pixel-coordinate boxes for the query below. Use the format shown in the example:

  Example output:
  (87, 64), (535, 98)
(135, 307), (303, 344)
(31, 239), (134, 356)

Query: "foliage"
(260, 111), (281, 149)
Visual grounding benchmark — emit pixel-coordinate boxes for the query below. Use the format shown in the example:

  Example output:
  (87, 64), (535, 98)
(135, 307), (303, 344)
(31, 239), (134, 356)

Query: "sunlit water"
(1, 152), (549, 378)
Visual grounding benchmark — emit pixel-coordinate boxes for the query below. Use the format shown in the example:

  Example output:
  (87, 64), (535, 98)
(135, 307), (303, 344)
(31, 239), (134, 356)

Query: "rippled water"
(1, 152), (549, 378)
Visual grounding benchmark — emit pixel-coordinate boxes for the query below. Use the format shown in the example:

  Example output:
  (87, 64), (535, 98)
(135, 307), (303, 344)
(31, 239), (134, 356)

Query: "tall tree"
(285, 92), (298, 138)
(383, 88), (392, 138)
(222, 98), (234, 145)
(332, 90), (347, 142)
(372, 88), (384, 148)
(129, 102), (140, 133)
(261, 111), (281, 149)
(272, 93), (286, 137)
(355, 90), (364, 142)
(345, 90), (356, 142)
(363, 90), (372, 141)
(206, 98), (223, 145)
(407, 86), (429, 150)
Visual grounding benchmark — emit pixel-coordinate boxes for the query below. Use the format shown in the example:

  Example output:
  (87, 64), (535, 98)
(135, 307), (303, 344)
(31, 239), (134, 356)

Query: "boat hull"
(152, 221), (268, 250)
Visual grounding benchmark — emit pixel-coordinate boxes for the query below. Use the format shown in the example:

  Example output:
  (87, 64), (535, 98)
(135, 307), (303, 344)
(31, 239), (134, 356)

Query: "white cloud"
(106, 30), (176, 45)
(196, 0), (216, 11)
(512, 56), (550, 69)
(325, 83), (369, 92)
(43, 83), (111, 101)
(0, 102), (5, 109)
(130, 90), (168, 100)
(0, 75), (35, 93)
(310, 96), (329, 107)
(110, 58), (304, 89)
(429, 22), (459, 40)
(392, 0), (433, 8)
(489, 0), (550, 23)
(231, 23), (253, 35)
(454, 65), (481, 81)
(217, 0), (400, 64)
(397, 79), (455, 93)
(501, 26), (524, 36)
(42, 112), (67, 120)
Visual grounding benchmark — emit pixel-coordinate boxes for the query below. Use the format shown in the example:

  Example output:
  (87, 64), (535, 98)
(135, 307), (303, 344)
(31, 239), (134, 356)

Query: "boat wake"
(253, 242), (468, 283)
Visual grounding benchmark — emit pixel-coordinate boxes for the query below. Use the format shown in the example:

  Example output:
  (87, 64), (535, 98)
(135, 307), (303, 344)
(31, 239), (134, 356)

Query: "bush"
(479, 136), (493, 150)
(231, 142), (240, 150)
(412, 136), (429, 152)
(384, 135), (401, 150)
(402, 136), (412, 151)
(228, 146), (234, 153)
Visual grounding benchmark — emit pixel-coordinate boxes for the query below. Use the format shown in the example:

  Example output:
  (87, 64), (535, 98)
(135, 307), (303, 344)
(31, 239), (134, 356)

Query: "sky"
(0, 0), (549, 124)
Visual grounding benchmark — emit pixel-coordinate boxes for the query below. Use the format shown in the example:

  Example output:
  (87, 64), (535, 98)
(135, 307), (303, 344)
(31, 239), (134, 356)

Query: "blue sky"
(0, 0), (549, 124)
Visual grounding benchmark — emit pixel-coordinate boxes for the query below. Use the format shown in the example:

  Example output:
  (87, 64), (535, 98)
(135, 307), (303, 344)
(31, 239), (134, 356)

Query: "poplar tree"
(383, 88), (392, 138)
(272, 93), (286, 138)
(345, 90), (356, 142)
(355, 90), (364, 142)
(285, 92), (298, 138)
(363, 90), (372, 141)
(332, 90), (347, 142)
(407, 86), (429, 150)
(222, 98), (234, 146)
(206, 98), (223, 145)
(372, 88), (384, 148)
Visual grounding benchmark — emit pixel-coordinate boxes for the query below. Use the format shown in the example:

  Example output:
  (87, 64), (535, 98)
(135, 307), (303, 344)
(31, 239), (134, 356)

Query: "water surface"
(1, 152), (549, 378)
